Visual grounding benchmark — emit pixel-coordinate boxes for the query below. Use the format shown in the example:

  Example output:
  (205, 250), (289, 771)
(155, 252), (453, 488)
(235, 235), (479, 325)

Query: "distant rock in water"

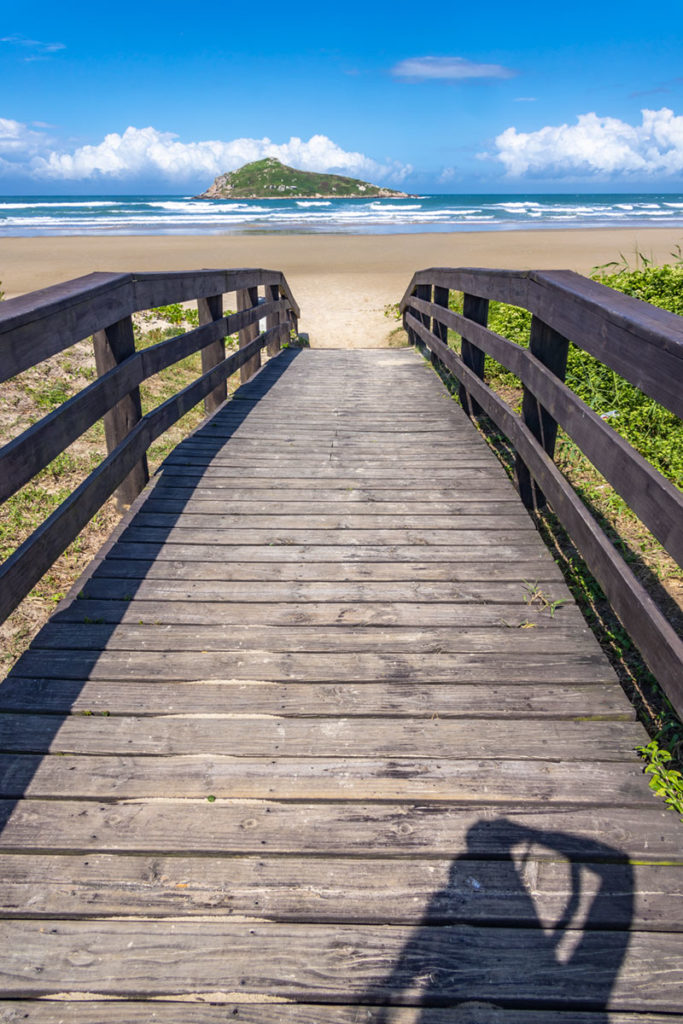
(195, 157), (414, 200)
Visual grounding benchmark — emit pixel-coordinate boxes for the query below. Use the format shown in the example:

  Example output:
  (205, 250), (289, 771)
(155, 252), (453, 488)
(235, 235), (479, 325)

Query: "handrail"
(0, 268), (300, 381)
(400, 267), (683, 717)
(0, 268), (300, 624)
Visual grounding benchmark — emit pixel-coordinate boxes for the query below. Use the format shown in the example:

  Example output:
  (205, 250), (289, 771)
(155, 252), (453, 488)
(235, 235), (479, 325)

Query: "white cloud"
(1, 35), (65, 56)
(27, 126), (409, 183)
(0, 118), (51, 166)
(494, 107), (683, 177)
(392, 56), (515, 81)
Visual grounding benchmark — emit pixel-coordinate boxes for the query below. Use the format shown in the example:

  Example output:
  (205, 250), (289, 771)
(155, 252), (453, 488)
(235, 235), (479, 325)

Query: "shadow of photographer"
(366, 817), (634, 1022)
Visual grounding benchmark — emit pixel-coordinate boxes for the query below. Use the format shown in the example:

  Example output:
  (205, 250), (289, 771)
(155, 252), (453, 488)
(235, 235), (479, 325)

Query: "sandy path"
(1, 228), (681, 347)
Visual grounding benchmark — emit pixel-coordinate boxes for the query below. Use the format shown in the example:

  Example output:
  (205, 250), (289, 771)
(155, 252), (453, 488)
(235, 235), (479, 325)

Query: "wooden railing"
(400, 267), (683, 717)
(0, 268), (300, 625)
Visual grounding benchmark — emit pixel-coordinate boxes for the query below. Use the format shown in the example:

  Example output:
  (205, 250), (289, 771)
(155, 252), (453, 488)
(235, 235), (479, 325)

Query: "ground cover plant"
(0, 304), (239, 674)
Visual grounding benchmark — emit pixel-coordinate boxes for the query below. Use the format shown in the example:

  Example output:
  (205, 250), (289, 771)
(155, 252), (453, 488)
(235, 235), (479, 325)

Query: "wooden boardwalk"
(0, 346), (681, 1021)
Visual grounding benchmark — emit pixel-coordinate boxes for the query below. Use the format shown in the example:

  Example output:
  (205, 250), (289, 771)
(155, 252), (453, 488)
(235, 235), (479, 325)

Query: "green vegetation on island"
(196, 157), (413, 200)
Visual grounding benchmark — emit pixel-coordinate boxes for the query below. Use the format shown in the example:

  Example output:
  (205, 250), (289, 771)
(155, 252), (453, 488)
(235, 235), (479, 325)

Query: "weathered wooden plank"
(54, 589), (584, 624)
(0, 680), (632, 718)
(34, 621), (594, 653)
(140, 498), (525, 516)
(0, 1004), (680, 1024)
(162, 457), (500, 474)
(9, 648), (617, 683)
(118, 527), (547, 548)
(88, 557), (565, 583)
(0, 754), (652, 803)
(64, 577), (569, 606)
(0, 853), (675, 929)
(4, 799), (679, 858)
(0, 714), (643, 758)
(130, 512), (536, 532)
(150, 483), (519, 500)
(102, 542), (557, 565)
(0, 919), (681, 1007)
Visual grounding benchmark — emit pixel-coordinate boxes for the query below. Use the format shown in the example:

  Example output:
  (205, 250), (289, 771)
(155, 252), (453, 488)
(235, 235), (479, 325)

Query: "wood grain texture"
(0, 1005), (681, 1024)
(0, 714), (645, 759)
(0, 854), (675, 928)
(0, 345), (678, 1018)
(2, 799), (679, 858)
(0, 754), (653, 802)
(0, 680), (633, 717)
(0, 919), (681, 1007)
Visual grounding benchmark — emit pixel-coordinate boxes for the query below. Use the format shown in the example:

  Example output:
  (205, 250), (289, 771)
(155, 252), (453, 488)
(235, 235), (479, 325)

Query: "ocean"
(2, 193), (683, 235)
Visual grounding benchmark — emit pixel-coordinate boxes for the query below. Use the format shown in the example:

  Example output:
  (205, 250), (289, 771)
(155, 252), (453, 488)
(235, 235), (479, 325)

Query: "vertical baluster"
(237, 285), (261, 382)
(516, 316), (570, 510)
(197, 294), (226, 414)
(432, 286), (449, 347)
(266, 283), (282, 356)
(92, 315), (148, 508)
(459, 294), (489, 417)
(414, 283), (432, 360)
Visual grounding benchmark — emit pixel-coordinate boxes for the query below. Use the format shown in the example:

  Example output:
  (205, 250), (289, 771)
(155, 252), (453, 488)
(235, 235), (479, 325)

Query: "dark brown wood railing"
(0, 268), (300, 625)
(400, 267), (683, 717)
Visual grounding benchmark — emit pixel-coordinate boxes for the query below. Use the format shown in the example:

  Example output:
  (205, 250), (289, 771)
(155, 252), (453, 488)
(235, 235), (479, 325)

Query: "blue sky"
(2, 0), (683, 193)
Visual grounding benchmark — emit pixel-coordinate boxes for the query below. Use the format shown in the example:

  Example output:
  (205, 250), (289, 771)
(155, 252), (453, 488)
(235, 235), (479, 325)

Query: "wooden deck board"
(0, 347), (680, 1018)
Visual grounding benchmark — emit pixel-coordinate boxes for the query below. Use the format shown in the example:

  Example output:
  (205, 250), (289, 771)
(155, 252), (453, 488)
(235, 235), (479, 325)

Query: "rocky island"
(195, 157), (414, 199)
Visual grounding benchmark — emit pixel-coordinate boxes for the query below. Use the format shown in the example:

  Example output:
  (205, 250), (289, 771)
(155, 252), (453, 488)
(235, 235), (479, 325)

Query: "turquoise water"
(2, 193), (683, 235)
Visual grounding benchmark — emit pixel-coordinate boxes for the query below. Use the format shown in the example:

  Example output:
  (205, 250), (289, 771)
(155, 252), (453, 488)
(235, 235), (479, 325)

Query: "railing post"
(237, 286), (261, 382)
(515, 315), (570, 510)
(289, 307), (299, 342)
(459, 294), (489, 417)
(197, 294), (226, 414)
(266, 283), (281, 356)
(92, 315), (148, 508)
(432, 286), (449, 346)
(414, 283), (432, 360)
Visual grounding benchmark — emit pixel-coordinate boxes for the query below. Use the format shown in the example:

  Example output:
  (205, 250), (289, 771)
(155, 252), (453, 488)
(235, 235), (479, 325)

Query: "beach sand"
(1, 228), (681, 347)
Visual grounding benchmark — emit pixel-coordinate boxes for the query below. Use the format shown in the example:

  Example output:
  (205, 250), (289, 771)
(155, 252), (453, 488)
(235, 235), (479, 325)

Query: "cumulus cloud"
(392, 56), (515, 81)
(0, 118), (53, 175)
(28, 126), (410, 183)
(494, 107), (683, 177)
